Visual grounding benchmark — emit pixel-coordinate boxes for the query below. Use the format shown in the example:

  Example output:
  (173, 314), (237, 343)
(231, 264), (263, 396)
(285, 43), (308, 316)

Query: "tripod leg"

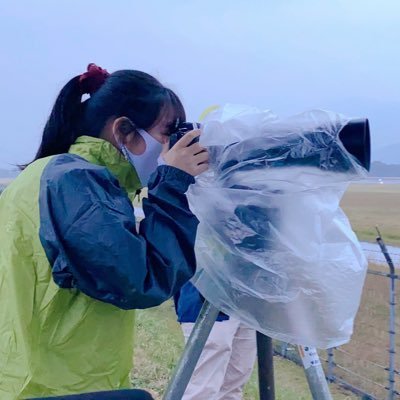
(163, 301), (220, 400)
(256, 332), (275, 400)
(297, 345), (333, 400)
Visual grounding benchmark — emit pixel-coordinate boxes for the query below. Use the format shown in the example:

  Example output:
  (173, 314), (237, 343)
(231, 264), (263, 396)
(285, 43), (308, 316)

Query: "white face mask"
(120, 129), (163, 186)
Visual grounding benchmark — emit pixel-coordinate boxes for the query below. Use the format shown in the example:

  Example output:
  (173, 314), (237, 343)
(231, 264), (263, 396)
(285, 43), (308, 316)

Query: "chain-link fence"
(274, 248), (399, 400)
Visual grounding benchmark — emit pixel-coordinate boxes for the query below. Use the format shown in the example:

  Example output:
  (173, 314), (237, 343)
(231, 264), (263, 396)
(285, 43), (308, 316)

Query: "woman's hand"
(162, 130), (209, 176)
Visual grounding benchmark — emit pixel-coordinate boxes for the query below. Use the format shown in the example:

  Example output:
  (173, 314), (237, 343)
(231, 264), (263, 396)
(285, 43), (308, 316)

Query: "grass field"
(131, 262), (399, 399)
(131, 301), (358, 400)
(334, 263), (400, 398)
(341, 183), (400, 246)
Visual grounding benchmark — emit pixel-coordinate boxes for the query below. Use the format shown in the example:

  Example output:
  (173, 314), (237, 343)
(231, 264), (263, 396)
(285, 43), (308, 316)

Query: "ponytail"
(33, 76), (83, 162)
(22, 64), (110, 169)
(23, 64), (186, 169)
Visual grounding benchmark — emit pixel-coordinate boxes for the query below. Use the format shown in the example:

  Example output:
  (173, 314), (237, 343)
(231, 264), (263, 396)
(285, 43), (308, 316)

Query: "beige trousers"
(181, 318), (257, 400)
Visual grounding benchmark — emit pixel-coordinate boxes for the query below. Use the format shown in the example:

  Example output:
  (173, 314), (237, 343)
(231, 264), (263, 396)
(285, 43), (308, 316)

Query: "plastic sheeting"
(187, 104), (368, 349)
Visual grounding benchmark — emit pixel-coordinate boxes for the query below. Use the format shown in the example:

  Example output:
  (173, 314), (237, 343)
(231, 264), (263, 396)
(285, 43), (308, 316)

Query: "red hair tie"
(79, 63), (110, 95)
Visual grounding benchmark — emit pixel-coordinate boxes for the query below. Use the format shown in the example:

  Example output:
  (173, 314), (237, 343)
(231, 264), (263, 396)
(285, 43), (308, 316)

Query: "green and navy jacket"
(0, 136), (198, 399)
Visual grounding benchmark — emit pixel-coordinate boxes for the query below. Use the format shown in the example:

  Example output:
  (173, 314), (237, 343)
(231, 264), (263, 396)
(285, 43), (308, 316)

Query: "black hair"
(165, 88), (187, 133)
(24, 69), (186, 168)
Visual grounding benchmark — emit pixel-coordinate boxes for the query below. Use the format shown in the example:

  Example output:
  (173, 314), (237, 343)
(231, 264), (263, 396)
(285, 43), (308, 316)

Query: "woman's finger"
(188, 142), (207, 155)
(194, 151), (209, 165)
(174, 130), (201, 149)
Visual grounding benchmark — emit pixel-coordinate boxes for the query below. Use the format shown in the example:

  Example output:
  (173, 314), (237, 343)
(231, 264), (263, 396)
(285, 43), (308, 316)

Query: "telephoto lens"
(208, 118), (370, 180)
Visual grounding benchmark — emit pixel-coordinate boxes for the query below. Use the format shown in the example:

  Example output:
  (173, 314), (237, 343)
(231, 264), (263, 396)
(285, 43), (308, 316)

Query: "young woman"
(0, 64), (208, 399)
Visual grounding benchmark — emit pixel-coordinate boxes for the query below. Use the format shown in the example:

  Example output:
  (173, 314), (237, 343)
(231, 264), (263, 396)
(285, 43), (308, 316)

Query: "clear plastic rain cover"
(188, 104), (368, 349)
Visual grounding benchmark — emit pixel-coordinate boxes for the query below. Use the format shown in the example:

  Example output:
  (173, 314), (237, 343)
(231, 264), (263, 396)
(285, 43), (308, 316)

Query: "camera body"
(169, 122), (201, 149)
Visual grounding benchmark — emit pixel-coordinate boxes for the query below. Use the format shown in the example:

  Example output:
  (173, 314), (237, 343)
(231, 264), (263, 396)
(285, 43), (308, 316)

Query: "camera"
(209, 118), (371, 252)
(187, 110), (371, 348)
(169, 122), (201, 149)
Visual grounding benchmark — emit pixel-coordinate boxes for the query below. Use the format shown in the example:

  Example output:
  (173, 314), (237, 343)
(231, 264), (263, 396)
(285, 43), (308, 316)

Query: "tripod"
(163, 300), (333, 400)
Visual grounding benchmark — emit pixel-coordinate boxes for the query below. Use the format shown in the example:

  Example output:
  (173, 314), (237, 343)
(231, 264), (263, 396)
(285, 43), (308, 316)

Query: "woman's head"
(29, 64), (186, 165)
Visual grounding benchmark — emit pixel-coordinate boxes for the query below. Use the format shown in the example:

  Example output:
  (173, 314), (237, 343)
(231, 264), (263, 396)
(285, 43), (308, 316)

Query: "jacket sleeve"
(39, 162), (199, 310)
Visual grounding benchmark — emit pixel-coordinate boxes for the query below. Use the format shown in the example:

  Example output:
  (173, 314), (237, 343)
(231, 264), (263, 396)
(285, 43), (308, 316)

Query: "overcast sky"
(1, 0), (399, 169)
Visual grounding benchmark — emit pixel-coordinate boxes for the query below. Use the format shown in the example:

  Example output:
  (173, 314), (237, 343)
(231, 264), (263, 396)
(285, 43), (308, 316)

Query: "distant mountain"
(370, 161), (400, 177)
(0, 168), (19, 179)
(2, 156), (399, 180)
(373, 142), (400, 164)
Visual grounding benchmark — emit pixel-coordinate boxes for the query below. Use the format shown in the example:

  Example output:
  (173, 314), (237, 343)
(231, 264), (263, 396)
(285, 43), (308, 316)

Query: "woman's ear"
(113, 117), (146, 155)
(112, 117), (136, 145)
